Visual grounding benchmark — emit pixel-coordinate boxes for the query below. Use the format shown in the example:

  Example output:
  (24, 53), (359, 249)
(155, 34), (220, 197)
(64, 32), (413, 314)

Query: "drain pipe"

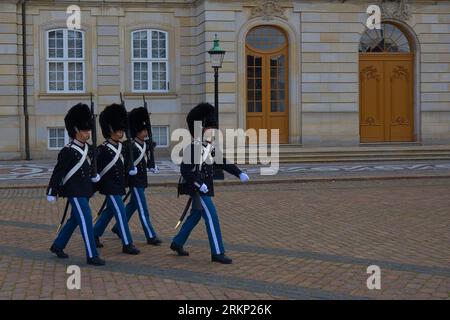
(21, 0), (30, 160)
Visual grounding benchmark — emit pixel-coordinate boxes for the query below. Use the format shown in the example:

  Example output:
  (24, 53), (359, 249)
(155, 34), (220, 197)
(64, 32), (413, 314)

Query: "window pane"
(151, 31), (167, 58)
(151, 126), (168, 146)
(48, 62), (65, 91)
(151, 62), (167, 90)
(246, 26), (286, 51)
(359, 23), (410, 52)
(49, 138), (57, 148)
(133, 62), (148, 91)
(57, 138), (65, 148)
(48, 29), (64, 58)
(49, 128), (66, 149)
(132, 31), (147, 58)
(68, 62), (83, 91)
(49, 128), (56, 138)
(255, 101), (262, 112)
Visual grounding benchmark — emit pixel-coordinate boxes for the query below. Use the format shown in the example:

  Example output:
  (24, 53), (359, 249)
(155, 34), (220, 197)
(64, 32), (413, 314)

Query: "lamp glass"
(210, 51), (225, 68)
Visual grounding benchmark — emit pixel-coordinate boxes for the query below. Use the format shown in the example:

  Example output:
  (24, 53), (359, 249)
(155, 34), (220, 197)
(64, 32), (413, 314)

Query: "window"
(132, 29), (169, 92)
(151, 126), (169, 147)
(48, 128), (68, 150)
(246, 26), (287, 51)
(359, 23), (411, 53)
(47, 29), (85, 93)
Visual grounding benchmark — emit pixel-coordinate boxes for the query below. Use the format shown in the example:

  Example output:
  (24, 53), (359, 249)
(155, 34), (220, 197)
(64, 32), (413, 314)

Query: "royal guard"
(47, 103), (105, 266)
(93, 103), (140, 255)
(110, 107), (162, 245)
(171, 102), (250, 264)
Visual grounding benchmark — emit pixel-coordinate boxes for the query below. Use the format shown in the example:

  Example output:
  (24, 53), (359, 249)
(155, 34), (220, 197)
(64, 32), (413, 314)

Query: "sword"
(174, 197), (192, 229)
(93, 190), (132, 223)
(56, 199), (70, 234)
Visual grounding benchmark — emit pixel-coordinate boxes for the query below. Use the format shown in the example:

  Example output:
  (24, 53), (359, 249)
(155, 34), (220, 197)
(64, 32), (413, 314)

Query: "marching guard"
(171, 103), (250, 264)
(47, 103), (105, 266)
(93, 103), (140, 255)
(110, 107), (163, 245)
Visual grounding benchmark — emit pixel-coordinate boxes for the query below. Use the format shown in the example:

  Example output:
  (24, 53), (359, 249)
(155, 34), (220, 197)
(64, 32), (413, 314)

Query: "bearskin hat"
(186, 102), (217, 137)
(99, 103), (128, 139)
(129, 107), (150, 138)
(64, 103), (92, 139)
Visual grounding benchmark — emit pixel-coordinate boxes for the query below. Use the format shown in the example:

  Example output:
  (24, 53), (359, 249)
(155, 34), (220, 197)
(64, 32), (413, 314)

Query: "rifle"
(90, 93), (98, 178)
(142, 95), (156, 170)
(120, 93), (135, 172)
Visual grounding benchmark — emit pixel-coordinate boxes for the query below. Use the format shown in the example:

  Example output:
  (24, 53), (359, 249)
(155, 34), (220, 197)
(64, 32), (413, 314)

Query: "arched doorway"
(359, 23), (414, 142)
(245, 26), (289, 143)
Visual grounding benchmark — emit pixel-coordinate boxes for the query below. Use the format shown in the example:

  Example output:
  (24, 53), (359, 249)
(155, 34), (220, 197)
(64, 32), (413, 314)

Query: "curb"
(1, 173), (450, 190)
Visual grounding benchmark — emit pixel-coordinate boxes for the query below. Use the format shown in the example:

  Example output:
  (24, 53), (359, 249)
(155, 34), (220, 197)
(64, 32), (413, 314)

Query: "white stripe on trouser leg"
(73, 198), (93, 258)
(110, 195), (130, 245)
(133, 188), (154, 238)
(200, 198), (220, 254)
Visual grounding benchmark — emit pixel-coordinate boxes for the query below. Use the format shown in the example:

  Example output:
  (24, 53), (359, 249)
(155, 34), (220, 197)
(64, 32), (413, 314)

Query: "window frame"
(46, 28), (85, 93)
(47, 127), (69, 150)
(131, 29), (169, 93)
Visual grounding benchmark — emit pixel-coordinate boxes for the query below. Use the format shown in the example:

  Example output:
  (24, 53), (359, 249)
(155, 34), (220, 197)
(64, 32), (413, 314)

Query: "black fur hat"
(129, 107), (150, 138)
(64, 103), (92, 139)
(186, 102), (217, 136)
(99, 103), (128, 139)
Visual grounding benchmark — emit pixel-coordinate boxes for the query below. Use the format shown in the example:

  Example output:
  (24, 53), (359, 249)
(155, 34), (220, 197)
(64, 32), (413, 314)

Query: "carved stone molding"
(379, 0), (411, 21)
(248, 0), (288, 21)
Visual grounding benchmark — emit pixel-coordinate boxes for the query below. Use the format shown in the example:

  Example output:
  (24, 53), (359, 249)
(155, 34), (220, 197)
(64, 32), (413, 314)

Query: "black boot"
(95, 237), (104, 248)
(87, 256), (105, 266)
(147, 236), (162, 246)
(170, 242), (189, 256)
(111, 227), (121, 239)
(50, 244), (69, 259)
(122, 243), (140, 255)
(212, 254), (232, 264)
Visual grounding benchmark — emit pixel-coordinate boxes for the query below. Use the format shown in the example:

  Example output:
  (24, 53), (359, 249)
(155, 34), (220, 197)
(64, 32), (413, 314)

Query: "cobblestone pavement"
(0, 178), (449, 299)
(1, 159), (450, 187)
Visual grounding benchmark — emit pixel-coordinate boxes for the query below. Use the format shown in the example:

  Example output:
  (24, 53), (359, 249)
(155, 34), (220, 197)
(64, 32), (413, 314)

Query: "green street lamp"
(208, 34), (225, 127)
(208, 34), (225, 180)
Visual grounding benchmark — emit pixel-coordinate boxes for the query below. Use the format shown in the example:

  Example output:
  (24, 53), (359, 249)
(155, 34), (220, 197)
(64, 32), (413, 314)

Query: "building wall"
(1, 0), (450, 160)
(0, 2), (22, 159)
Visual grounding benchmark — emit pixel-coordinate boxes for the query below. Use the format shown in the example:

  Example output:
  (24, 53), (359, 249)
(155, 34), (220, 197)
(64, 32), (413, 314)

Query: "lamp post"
(208, 34), (225, 180)
(208, 34), (225, 128)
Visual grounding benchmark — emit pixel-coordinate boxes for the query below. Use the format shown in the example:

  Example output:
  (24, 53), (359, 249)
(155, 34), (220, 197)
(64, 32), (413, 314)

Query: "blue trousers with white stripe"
(173, 196), (225, 255)
(53, 197), (98, 259)
(93, 195), (133, 246)
(112, 187), (157, 240)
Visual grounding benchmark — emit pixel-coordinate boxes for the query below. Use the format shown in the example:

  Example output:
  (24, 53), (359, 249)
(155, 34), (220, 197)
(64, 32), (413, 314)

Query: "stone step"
(222, 145), (450, 163)
(235, 156), (450, 164)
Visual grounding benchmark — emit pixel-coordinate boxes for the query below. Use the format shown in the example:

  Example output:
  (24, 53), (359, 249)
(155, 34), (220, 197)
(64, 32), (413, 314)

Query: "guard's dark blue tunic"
(46, 140), (94, 198)
(96, 141), (128, 196)
(180, 142), (242, 197)
(125, 139), (148, 189)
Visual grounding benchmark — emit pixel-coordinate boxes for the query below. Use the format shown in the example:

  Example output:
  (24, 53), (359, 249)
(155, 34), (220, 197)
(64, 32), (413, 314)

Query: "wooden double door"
(359, 53), (414, 142)
(246, 47), (289, 144)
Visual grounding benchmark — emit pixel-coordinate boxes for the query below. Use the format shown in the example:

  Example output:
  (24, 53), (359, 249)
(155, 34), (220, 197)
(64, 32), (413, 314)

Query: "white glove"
(239, 172), (249, 182)
(199, 183), (209, 194)
(91, 174), (100, 183)
(149, 165), (159, 174)
(47, 195), (56, 203)
(129, 167), (138, 176)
